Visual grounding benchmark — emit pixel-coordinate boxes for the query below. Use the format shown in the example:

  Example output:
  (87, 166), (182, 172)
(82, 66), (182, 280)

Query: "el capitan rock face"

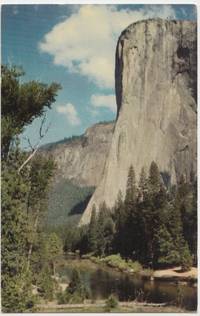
(80, 19), (197, 225)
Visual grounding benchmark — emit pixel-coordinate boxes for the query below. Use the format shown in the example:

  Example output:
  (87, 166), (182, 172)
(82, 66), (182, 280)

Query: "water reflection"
(58, 260), (197, 311)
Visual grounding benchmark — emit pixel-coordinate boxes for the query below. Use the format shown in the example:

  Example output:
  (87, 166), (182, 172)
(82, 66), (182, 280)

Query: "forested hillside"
(45, 179), (94, 228)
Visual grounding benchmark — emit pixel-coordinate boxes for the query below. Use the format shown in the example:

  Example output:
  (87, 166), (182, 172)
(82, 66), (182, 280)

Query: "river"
(56, 258), (197, 311)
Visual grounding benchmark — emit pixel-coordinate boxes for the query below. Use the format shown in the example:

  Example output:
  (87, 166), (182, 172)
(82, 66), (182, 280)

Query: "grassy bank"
(83, 254), (197, 283)
(38, 300), (186, 313)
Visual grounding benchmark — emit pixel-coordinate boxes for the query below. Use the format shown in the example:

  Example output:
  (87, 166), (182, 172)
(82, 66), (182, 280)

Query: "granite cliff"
(80, 19), (197, 225)
(41, 121), (114, 187)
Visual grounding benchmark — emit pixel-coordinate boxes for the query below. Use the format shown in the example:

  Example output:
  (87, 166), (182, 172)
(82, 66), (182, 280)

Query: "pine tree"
(96, 202), (107, 256)
(148, 161), (161, 194)
(113, 191), (125, 254)
(122, 165), (138, 258)
(179, 242), (192, 271)
(88, 205), (98, 253)
(154, 225), (180, 267)
(138, 167), (148, 201)
(125, 165), (136, 208)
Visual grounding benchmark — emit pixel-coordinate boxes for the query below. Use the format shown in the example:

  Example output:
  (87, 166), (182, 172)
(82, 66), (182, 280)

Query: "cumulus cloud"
(91, 94), (116, 113)
(39, 5), (176, 89)
(57, 103), (81, 126)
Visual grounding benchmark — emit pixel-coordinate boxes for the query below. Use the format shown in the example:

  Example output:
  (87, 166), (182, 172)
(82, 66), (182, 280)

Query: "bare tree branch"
(18, 115), (51, 174)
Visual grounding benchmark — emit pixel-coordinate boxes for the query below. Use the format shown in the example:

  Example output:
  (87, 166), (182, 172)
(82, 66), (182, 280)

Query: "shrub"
(105, 295), (118, 311)
(127, 260), (142, 272)
(102, 254), (127, 270)
(36, 268), (55, 300)
(90, 256), (101, 264)
(57, 291), (69, 304)
(180, 243), (192, 272)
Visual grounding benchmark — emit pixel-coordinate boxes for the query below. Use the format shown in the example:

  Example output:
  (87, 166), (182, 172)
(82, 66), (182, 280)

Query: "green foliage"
(179, 243), (193, 272)
(100, 254), (142, 273)
(148, 161), (161, 194)
(127, 260), (142, 272)
(102, 254), (127, 270)
(36, 267), (55, 301)
(105, 294), (118, 311)
(78, 162), (196, 271)
(155, 225), (180, 266)
(57, 269), (89, 304)
(1, 64), (61, 158)
(1, 149), (33, 312)
(1, 64), (61, 311)
(92, 202), (115, 256)
(88, 205), (98, 253)
(125, 165), (136, 207)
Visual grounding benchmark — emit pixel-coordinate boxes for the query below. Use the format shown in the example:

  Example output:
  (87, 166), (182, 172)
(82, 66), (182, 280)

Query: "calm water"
(57, 259), (197, 311)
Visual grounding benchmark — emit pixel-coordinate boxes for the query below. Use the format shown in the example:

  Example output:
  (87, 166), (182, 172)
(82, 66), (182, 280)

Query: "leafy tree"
(1, 65), (61, 159)
(26, 155), (56, 271)
(1, 65), (61, 312)
(1, 149), (34, 312)
(36, 266), (55, 301)
(46, 233), (63, 275)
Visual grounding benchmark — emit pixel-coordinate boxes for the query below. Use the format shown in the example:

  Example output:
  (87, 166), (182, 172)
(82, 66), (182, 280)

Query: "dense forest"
(64, 163), (197, 271)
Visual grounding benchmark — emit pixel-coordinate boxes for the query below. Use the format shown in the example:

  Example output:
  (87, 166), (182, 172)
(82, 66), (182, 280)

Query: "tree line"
(67, 162), (197, 271)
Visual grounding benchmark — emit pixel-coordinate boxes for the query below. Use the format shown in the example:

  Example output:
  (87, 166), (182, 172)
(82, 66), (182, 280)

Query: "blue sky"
(2, 4), (197, 148)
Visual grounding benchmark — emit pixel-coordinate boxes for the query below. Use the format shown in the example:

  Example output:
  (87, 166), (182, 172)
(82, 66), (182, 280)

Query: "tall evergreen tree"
(113, 191), (125, 254)
(122, 165), (138, 258)
(148, 161), (161, 194)
(88, 205), (98, 253)
(138, 167), (148, 201)
(125, 165), (136, 207)
(96, 202), (107, 256)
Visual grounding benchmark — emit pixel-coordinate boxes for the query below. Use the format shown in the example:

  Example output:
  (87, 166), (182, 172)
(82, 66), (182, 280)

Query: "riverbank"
(85, 254), (197, 283)
(37, 300), (186, 313)
(153, 266), (197, 282)
(54, 257), (197, 311)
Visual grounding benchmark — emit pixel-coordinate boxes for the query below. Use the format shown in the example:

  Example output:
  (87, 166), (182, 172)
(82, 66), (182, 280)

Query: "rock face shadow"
(69, 194), (93, 216)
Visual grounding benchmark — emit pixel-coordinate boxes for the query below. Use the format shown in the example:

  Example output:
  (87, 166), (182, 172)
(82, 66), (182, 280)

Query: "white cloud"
(39, 5), (176, 89)
(57, 103), (81, 126)
(91, 94), (116, 113)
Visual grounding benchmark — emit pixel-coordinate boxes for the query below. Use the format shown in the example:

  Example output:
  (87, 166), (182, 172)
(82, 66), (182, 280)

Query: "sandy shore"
(153, 266), (197, 281)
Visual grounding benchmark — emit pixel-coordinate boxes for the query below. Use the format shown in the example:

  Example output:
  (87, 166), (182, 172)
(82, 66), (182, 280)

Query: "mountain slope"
(41, 121), (114, 187)
(40, 121), (114, 227)
(44, 179), (95, 227)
